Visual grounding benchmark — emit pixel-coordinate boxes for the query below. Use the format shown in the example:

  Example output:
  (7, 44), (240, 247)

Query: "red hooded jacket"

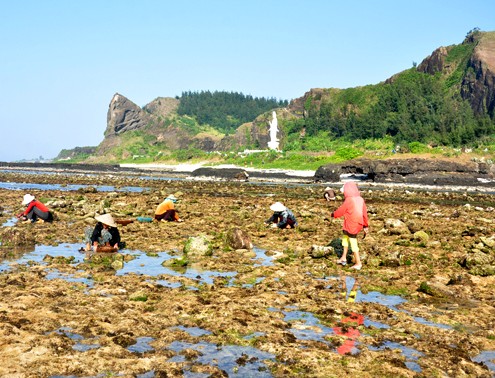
(332, 182), (369, 235)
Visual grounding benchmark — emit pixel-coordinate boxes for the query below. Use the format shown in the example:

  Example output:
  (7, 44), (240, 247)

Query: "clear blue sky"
(1, 0), (494, 162)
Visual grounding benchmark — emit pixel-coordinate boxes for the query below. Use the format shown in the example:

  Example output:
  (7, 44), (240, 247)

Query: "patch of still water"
(127, 336), (155, 353)
(48, 327), (100, 352)
(368, 341), (424, 372)
(2, 217), (18, 227)
(173, 325), (212, 337)
(167, 340), (275, 377)
(472, 350), (495, 374)
(0, 181), (147, 192)
(116, 252), (237, 286)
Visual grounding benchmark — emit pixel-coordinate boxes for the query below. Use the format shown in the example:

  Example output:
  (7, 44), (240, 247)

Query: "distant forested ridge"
(63, 30), (495, 164)
(177, 90), (289, 134)
(285, 29), (495, 148)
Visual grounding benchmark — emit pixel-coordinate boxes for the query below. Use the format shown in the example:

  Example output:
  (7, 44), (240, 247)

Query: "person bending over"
(17, 194), (53, 224)
(265, 202), (298, 229)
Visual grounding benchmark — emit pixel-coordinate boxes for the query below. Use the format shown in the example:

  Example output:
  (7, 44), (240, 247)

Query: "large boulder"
(226, 228), (253, 250)
(183, 235), (213, 258)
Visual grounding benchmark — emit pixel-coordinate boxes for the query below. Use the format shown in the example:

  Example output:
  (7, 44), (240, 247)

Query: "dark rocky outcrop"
(417, 46), (450, 75)
(105, 93), (151, 136)
(315, 158), (495, 186)
(191, 168), (248, 180)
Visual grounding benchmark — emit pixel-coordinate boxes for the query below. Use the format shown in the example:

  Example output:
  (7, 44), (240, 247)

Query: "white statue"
(267, 111), (279, 150)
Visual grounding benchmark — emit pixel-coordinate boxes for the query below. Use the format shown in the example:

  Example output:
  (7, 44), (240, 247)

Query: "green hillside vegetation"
(62, 30), (495, 169)
(283, 53), (490, 149)
(177, 90), (289, 134)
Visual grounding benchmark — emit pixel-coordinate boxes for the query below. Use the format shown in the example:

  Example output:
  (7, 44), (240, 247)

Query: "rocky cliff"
(418, 31), (495, 118)
(105, 93), (151, 136)
(97, 92), (294, 158)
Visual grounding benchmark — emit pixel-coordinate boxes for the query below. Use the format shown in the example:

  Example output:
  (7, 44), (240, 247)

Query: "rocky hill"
(60, 30), (495, 163)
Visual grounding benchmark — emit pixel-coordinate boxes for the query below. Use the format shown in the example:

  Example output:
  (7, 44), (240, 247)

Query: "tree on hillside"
(178, 91), (288, 134)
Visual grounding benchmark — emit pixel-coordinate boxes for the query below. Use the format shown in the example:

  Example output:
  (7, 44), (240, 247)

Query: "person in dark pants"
(84, 214), (121, 252)
(17, 194), (53, 224)
(155, 195), (182, 222)
(265, 202), (298, 229)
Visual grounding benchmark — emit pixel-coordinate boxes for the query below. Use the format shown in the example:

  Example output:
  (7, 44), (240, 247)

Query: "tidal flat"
(0, 168), (494, 377)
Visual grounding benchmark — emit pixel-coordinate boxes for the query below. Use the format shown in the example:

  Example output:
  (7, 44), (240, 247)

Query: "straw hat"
(270, 202), (286, 212)
(165, 194), (178, 202)
(22, 194), (35, 205)
(95, 213), (118, 228)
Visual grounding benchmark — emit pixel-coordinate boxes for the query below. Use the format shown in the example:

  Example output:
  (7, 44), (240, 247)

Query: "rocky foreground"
(0, 168), (494, 377)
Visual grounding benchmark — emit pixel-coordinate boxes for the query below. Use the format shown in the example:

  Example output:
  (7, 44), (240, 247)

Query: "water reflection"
(334, 276), (364, 355)
(173, 325), (212, 337)
(167, 340), (274, 377)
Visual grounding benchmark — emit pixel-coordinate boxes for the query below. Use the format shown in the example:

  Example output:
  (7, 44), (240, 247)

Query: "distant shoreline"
(120, 162), (315, 177)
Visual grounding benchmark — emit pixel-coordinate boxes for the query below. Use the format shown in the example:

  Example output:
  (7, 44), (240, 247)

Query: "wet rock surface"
(315, 157), (495, 186)
(0, 168), (494, 377)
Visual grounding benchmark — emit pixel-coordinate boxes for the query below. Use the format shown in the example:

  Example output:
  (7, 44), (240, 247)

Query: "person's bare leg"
(351, 250), (362, 270)
(337, 245), (348, 264)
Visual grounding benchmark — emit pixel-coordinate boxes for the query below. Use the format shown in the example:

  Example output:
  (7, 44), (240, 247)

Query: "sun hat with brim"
(22, 194), (36, 205)
(166, 194), (178, 202)
(270, 202), (286, 212)
(95, 214), (118, 228)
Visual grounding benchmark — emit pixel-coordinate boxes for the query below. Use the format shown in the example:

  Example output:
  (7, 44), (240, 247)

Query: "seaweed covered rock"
(0, 228), (35, 248)
(184, 235), (213, 258)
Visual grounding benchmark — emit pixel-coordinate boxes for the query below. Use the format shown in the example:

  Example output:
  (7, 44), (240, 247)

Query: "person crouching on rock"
(331, 182), (369, 270)
(265, 202), (298, 229)
(324, 187), (336, 201)
(84, 214), (121, 252)
(155, 195), (183, 222)
(17, 194), (53, 224)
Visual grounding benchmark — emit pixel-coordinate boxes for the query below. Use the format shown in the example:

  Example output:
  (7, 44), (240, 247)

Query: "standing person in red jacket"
(17, 194), (53, 224)
(331, 182), (369, 270)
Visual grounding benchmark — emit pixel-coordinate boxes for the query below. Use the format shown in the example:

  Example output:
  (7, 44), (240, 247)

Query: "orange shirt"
(155, 200), (179, 221)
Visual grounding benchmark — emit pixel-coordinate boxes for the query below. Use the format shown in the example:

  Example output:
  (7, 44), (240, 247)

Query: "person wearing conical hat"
(17, 193), (53, 224)
(265, 202), (298, 229)
(83, 213), (121, 252)
(155, 194), (182, 222)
